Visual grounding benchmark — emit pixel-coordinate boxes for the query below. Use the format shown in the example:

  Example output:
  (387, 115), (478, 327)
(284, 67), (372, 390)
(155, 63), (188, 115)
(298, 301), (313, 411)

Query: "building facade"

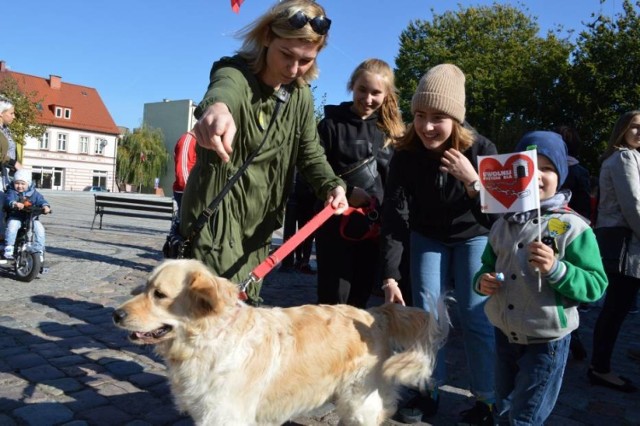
(0, 61), (121, 191)
(143, 99), (197, 196)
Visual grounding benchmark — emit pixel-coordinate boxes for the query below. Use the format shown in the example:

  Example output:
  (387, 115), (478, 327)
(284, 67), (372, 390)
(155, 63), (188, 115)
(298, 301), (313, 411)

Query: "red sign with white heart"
(478, 151), (539, 213)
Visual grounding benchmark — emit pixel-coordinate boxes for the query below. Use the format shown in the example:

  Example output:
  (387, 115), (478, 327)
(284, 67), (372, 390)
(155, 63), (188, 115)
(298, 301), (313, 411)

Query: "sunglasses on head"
(287, 10), (331, 35)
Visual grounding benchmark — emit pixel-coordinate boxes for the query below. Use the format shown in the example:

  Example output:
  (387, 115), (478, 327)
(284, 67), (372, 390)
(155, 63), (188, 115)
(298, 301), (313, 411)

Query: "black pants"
(281, 195), (316, 268)
(315, 216), (378, 308)
(591, 272), (640, 373)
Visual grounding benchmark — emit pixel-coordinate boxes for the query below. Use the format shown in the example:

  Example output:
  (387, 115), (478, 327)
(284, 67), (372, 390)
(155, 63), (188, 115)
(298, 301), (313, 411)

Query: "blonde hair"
(236, 0), (330, 84)
(601, 110), (640, 162)
(347, 59), (405, 146)
(396, 120), (475, 152)
(0, 95), (13, 114)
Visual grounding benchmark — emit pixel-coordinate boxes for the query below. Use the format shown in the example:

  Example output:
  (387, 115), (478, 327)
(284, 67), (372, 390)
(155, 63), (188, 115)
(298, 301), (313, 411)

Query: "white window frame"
(64, 108), (71, 119)
(79, 135), (90, 154)
(39, 132), (50, 150)
(95, 138), (107, 155)
(55, 107), (63, 118)
(57, 133), (68, 151)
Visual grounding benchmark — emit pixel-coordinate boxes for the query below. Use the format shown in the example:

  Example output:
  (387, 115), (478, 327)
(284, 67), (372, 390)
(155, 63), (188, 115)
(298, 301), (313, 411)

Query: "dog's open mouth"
(129, 325), (173, 343)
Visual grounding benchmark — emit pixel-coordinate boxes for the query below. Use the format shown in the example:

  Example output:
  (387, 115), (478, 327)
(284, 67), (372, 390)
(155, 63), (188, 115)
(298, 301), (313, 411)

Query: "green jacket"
(0, 130), (9, 165)
(180, 56), (344, 286)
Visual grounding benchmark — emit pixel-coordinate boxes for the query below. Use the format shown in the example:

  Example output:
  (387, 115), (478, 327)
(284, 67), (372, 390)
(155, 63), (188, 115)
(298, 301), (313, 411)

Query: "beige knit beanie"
(411, 64), (466, 123)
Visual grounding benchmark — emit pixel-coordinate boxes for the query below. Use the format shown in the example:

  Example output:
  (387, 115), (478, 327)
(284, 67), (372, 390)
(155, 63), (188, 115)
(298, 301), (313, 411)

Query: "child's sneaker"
(3, 248), (14, 260)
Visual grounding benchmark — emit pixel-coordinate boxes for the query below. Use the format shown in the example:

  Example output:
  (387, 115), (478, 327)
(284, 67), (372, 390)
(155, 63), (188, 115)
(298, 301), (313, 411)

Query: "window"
(95, 138), (107, 155)
(57, 133), (67, 151)
(64, 108), (71, 119)
(93, 170), (108, 188)
(55, 107), (63, 118)
(39, 132), (50, 150)
(79, 136), (89, 154)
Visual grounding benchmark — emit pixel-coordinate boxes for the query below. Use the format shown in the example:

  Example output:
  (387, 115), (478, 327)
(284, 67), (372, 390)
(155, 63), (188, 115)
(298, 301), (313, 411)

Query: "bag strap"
(186, 85), (291, 243)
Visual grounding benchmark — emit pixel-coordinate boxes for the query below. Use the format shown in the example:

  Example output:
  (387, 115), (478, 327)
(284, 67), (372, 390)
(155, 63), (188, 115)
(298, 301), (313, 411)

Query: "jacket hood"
(323, 102), (379, 125)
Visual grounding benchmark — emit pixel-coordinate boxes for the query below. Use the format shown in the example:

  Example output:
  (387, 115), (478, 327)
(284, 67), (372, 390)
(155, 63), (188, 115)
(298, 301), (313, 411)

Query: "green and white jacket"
(474, 192), (608, 344)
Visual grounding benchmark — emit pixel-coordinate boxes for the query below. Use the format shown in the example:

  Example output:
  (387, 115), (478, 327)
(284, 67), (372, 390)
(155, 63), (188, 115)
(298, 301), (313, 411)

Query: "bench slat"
(94, 210), (173, 220)
(97, 202), (173, 214)
(92, 194), (175, 230)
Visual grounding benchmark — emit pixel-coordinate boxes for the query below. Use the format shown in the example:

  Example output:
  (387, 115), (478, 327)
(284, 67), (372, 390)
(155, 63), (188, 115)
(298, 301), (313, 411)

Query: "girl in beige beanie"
(381, 64), (498, 424)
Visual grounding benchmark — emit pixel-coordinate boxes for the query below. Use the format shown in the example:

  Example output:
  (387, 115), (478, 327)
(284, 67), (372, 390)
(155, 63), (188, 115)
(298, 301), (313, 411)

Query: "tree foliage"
(116, 126), (169, 191)
(567, 0), (640, 171)
(395, 4), (572, 152)
(0, 74), (46, 151)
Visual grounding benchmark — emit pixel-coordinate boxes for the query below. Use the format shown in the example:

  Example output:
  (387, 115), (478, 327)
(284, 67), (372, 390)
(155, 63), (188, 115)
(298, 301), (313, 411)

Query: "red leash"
(238, 203), (336, 299)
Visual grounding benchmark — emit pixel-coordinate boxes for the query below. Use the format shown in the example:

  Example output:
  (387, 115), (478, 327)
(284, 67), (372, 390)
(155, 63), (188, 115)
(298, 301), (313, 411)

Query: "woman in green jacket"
(181, 0), (347, 304)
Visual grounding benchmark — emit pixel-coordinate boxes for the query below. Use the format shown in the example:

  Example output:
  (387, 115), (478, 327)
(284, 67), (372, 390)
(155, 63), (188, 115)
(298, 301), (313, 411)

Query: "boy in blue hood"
(473, 131), (608, 424)
(3, 169), (50, 259)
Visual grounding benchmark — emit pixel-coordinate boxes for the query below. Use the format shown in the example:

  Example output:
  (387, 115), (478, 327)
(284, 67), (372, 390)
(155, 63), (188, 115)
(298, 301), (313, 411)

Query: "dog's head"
(112, 259), (240, 345)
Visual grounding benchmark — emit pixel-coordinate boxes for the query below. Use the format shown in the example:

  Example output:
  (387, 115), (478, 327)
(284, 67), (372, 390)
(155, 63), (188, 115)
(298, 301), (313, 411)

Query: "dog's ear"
(188, 272), (238, 316)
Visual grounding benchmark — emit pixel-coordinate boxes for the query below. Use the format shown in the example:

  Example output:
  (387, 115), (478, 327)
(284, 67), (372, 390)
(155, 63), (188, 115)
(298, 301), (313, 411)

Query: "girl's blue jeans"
(494, 329), (570, 425)
(410, 232), (495, 402)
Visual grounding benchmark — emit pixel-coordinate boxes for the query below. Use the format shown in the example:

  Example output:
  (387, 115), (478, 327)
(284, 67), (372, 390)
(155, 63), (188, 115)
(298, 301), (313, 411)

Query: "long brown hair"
(236, 0), (330, 85)
(600, 110), (640, 163)
(396, 120), (475, 152)
(347, 59), (405, 146)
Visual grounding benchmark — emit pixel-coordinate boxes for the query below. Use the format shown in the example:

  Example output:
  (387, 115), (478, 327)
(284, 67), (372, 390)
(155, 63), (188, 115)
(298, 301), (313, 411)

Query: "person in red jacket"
(170, 131), (197, 235)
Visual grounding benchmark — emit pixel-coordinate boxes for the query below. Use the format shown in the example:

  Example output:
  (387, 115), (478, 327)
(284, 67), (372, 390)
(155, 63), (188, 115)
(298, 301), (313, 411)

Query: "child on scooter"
(3, 169), (50, 260)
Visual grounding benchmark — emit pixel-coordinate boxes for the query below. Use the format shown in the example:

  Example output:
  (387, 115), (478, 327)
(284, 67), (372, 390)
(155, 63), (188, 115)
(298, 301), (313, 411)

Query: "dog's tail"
(380, 296), (450, 389)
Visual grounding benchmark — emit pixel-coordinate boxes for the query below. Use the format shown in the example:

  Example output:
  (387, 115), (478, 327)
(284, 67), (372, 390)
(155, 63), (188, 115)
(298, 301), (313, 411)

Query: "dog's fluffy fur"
(113, 259), (448, 426)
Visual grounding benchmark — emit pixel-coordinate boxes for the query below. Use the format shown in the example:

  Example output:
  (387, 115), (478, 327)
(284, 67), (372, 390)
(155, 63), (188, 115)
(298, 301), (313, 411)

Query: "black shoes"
(457, 401), (495, 426)
(587, 368), (638, 393)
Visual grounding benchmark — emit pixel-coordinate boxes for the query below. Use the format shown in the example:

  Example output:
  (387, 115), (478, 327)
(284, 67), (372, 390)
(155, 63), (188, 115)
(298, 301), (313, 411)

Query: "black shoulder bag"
(163, 86), (290, 259)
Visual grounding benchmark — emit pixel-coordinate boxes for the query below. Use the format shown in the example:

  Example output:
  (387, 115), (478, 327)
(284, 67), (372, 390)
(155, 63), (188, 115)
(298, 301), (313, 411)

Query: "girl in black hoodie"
(315, 58), (404, 308)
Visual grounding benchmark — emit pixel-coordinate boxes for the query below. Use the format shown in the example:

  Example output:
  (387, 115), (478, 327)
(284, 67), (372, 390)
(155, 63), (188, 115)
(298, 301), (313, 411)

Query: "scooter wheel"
(15, 251), (42, 282)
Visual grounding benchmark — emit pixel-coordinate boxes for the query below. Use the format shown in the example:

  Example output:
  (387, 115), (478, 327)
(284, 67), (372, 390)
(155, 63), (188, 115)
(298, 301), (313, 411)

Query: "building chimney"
(49, 75), (62, 90)
(0, 61), (6, 72)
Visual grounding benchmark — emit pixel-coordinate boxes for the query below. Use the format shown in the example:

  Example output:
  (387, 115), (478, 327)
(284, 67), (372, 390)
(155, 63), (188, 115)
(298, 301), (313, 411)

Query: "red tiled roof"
(0, 69), (120, 136)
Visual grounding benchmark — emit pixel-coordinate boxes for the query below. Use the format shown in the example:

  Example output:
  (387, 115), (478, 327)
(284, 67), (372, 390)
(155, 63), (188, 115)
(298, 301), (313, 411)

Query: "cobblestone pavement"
(0, 190), (638, 425)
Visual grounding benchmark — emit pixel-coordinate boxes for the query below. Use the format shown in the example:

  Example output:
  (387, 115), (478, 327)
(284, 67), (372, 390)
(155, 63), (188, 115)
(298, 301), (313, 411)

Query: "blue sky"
(4, 0), (625, 130)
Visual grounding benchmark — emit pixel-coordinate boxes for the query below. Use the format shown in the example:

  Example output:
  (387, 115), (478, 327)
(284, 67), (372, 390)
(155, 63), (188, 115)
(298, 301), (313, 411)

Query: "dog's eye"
(154, 290), (167, 299)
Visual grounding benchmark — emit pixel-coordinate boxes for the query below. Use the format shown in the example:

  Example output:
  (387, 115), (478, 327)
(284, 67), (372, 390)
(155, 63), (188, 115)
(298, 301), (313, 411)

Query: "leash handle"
(250, 203), (336, 280)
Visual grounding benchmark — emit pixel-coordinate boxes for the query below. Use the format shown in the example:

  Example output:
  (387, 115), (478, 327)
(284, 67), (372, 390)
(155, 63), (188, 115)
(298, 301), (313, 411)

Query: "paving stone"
(77, 405), (133, 426)
(65, 389), (109, 412)
(4, 353), (48, 370)
(48, 354), (88, 368)
(0, 414), (17, 425)
(103, 360), (144, 377)
(59, 363), (107, 379)
(40, 377), (84, 393)
(20, 364), (65, 381)
(13, 403), (74, 426)
(127, 372), (166, 388)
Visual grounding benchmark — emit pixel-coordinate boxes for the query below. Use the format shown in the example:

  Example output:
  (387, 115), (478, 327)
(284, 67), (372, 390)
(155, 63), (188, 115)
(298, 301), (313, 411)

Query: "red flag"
(231, 0), (243, 13)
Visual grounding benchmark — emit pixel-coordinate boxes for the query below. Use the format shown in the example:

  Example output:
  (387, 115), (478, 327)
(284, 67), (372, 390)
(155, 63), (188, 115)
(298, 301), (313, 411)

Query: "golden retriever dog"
(113, 259), (449, 426)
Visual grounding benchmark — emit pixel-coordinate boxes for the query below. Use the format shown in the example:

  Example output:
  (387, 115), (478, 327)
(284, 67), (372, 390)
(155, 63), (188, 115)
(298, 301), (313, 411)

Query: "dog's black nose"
(113, 309), (127, 324)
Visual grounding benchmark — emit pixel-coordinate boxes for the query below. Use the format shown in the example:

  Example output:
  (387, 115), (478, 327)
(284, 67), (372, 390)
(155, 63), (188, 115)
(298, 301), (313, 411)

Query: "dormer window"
(53, 106), (72, 119)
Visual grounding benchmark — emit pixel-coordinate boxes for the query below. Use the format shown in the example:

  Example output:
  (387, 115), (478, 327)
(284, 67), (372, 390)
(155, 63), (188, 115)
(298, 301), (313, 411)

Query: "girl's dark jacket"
(317, 102), (393, 203)
(381, 133), (498, 281)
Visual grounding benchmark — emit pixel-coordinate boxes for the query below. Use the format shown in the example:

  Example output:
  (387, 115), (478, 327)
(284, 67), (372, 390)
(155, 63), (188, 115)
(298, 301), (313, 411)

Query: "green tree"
(567, 0), (640, 172)
(394, 4), (572, 152)
(117, 126), (169, 192)
(0, 74), (46, 161)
